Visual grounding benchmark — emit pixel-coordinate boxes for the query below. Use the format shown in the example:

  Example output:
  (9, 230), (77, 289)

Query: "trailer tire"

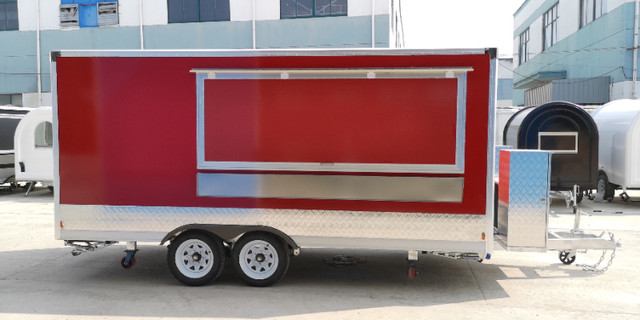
(167, 232), (225, 286)
(232, 233), (289, 287)
(597, 172), (615, 202)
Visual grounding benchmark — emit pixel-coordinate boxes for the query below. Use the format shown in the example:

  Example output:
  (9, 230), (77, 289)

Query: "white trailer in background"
(0, 106), (29, 190)
(14, 107), (54, 195)
(592, 99), (640, 201)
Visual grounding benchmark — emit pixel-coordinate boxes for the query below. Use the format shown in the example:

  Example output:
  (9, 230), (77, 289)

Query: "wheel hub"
(256, 253), (265, 263)
(192, 252), (202, 262)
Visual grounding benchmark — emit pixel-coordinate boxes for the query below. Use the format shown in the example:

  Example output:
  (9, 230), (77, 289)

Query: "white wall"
(514, 0), (545, 29)
(21, 93), (52, 109)
(349, 0), (389, 16)
(610, 80), (640, 100)
(557, 0), (579, 42)
(230, 0), (280, 21)
(18, 0), (62, 31)
(608, 0), (633, 13)
(120, 0), (169, 27)
(498, 58), (513, 78)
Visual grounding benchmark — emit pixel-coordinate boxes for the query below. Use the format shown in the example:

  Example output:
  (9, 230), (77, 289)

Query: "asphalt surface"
(0, 187), (638, 320)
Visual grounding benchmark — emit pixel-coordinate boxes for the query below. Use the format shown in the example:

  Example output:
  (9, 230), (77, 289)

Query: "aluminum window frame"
(543, 4), (558, 51)
(519, 28), (530, 65)
(580, 0), (604, 28)
(193, 67), (471, 174)
(538, 131), (579, 154)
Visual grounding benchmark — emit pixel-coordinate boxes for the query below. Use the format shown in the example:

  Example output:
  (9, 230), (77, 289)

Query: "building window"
(281, 0), (348, 19)
(580, 0), (604, 27)
(60, 0), (119, 28)
(543, 4), (558, 50)
(519, 28), (529, 65)
(168, 0), (230, 23)
(0, 0), (18, 31)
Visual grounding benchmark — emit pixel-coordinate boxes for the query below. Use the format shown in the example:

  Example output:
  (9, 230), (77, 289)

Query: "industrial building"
(0, 0), (403, 107)
(513, 0), (640, 106)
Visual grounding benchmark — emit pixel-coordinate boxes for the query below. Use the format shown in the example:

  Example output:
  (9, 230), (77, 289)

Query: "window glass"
(35, 122), (53, 148)
(331, 0), (347, 15)
(543, 5), (558, 50)
(168, 0), (183, 23)
(315, 0), (331, 16)
(213, 0), (230, 21)
(0, 4), (6, 30)
(6, 0), (17, 30)
(281, 0), (297, 18)
(0, 0), (18, 31)
(581, 0), (604, 27)
(282, 0), (347, 18)
(519, 28), (529, 65)
(183, 0), (200, 22)
(168, 0), (230, 23)
(200, 0), (215, 21)
(297, 0), (313, 17)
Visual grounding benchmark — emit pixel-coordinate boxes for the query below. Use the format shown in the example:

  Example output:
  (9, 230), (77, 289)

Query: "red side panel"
(204, 78), (457, 165)
(56, 53), (492, 214)
(499, 150), (510, 205)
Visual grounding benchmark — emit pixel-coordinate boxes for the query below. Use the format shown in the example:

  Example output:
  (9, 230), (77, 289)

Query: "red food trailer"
(52, 49), (499, 286)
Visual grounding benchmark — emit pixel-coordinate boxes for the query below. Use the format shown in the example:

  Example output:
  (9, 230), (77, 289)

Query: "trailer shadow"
(0, 245), (609, 319)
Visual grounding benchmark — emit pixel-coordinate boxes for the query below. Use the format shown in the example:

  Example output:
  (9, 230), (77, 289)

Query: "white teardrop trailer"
(13, 106), (54, 195)
(591, 99), (640, 202)
(51, 49), (619, 286)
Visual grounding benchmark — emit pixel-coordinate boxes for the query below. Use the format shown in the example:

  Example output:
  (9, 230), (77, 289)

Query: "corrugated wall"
(552, 76), (610, 104)
(525, 76), (610, 106)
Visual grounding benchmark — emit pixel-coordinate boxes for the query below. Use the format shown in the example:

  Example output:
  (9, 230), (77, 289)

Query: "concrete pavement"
(0, 187), (638, 319)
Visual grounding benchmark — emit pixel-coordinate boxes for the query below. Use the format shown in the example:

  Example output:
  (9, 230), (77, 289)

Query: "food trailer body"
(592, 99), (640, 201)
(52, 49), (617, 286)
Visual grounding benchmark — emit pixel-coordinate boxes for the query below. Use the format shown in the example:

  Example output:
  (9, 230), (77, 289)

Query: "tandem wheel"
(167, 232), (226, 286)
(232, 233), (290, 287)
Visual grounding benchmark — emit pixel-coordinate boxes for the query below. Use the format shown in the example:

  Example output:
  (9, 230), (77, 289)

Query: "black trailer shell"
(503, 101), (598, 190)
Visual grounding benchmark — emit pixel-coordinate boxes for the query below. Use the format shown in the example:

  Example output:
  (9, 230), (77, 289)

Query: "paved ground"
(0, 187), (638, 320)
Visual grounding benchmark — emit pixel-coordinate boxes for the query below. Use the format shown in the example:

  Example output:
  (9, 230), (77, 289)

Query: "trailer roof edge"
(53, 48), (493, 58)
(485, 48), (497, 59)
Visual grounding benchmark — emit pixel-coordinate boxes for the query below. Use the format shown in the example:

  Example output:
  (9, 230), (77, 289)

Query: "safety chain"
(576, 232), (617, 273)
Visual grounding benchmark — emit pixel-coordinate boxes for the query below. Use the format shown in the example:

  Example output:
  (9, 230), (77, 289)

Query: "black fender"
(160, 224), (300, 255)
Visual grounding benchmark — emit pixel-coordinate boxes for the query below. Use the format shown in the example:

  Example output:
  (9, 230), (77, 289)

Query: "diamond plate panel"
(500, 150), (550, 248)
(59, 205), (486, 243)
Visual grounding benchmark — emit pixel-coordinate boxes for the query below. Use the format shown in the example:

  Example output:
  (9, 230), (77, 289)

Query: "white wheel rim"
(174, 239), (214, 279)
(238, 240), (279, 280)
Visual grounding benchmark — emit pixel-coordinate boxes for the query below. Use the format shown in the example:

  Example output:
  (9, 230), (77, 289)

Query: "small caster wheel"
(559, 251), (576, 265)
(121, 256), (136, 269)
(620, 192), (630, 202)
